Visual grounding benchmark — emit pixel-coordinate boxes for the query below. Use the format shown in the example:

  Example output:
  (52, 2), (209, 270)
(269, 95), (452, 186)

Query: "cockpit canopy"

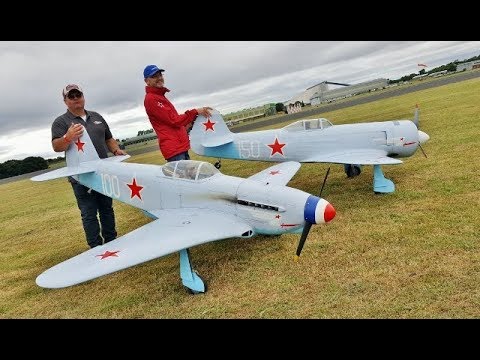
(283, 118), (333, 132)
(162, 160), (219, 181)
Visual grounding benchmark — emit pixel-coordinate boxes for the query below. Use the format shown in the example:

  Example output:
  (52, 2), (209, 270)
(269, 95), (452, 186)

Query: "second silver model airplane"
(31, 126), (335, 294)
(190, 106), (430, 194)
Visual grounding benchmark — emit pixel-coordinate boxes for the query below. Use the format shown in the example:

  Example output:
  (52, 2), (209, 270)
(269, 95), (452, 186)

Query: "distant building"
(309, 78), (388, 105)
(428, 70), (448, 77)
(223, 103), (277, 126)
(456, 60), (480, 72)
(287, 82), (329, 106)
(413, 74), (429, 80)
(119, 132), (157, 148)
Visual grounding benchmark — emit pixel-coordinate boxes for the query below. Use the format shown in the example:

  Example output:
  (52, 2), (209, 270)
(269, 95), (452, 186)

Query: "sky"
(1, 41), (479, 163)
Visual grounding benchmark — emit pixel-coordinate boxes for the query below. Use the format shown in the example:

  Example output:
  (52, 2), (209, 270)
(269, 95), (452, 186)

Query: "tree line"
(389, 54), (480, 84)
(0, 156), (59, 179)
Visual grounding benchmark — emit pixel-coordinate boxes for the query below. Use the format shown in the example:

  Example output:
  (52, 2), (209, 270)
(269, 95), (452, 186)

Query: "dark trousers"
(71, 182), (117, 248)
(166, 151), (190, 162)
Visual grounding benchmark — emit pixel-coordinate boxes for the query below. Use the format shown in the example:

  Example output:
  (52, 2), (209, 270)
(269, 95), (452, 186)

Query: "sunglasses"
(150, 72), (164, 79)
(67, 91), (83, 99)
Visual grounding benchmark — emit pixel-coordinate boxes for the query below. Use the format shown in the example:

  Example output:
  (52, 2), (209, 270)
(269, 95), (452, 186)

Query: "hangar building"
(285, 78), (388, 106)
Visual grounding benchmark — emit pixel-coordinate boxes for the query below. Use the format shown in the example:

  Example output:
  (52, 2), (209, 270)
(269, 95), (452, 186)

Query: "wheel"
(184, 281), (208, 295)
(184, 271), (208, 295)
(345, 164), (361, 178)
(214, 161), (221, 169)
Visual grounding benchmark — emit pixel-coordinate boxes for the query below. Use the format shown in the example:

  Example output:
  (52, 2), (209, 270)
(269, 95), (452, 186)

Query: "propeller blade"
(295, 222), (312, 259)
(419, 143), (427, 158)
(319, 167), (330, 197)
(294, 167), (331, 260)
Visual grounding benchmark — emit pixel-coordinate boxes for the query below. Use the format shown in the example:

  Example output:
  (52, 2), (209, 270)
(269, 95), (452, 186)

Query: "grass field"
(1, 77), (479, 318)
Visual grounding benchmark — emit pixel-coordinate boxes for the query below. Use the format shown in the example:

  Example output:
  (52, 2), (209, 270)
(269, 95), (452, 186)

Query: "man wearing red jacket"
(143, 64), (212, 162)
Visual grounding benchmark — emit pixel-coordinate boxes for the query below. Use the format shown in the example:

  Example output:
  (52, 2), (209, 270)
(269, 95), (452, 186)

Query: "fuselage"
(194, 120), (422, 163)
(76, 160), (333, 236)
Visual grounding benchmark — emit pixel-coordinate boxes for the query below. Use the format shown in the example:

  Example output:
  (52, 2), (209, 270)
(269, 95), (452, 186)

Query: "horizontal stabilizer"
(31, 155), (130, 182)
(247, 161), (301, 186)
(31, 163), (97, 181)
(103, 154), (131, 162)
(302, 150), (403, 165)
(202, 134), (234, 147)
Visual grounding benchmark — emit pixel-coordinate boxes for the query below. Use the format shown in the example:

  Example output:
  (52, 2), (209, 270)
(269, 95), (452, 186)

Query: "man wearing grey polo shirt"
(51, 84), (127, 249)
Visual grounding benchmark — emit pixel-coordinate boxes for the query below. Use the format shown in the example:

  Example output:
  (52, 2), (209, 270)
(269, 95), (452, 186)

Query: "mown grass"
(1, 77), (479, 318)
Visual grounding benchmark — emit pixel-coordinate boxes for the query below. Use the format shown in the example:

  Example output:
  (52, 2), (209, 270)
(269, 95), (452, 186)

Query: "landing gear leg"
(180, 248), (207, 294)
(373, 165), (395, 194)
(214, 159), (222, 169)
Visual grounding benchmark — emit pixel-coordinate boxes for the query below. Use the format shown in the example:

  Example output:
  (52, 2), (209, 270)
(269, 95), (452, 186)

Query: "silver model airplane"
(190, 106), (430, 194)
(31, 126), (336, 294)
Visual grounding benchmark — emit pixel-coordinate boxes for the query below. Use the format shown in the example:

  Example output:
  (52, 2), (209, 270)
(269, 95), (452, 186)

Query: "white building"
(286, 82), (329, 106)
(456, 60), (480, 72)
(309, 78), (388, 105)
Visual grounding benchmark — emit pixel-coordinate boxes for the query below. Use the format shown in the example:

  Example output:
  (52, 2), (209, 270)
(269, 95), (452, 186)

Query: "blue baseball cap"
(143, 65), (165, 78)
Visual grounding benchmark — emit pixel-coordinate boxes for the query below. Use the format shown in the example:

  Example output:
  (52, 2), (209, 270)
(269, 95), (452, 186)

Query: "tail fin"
(65, 126), (100, 167)
(190, 109), (234, 154)
(31, 126), (129, 182)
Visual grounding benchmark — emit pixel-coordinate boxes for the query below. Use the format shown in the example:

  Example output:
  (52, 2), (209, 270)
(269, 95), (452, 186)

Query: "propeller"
(295, 167), (331, 260)
(413, 104), (429, 158)
(418, 143), (428, 158)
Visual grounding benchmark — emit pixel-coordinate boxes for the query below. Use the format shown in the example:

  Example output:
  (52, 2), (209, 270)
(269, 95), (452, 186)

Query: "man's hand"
(65, 123), (84, 141)
(114, 148), (127, 156)
(196, 106), (213, 117)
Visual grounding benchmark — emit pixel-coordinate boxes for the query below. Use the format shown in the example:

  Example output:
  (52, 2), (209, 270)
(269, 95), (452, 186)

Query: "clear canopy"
(162, 160), (219, 180)
(283, 118), (333, 132)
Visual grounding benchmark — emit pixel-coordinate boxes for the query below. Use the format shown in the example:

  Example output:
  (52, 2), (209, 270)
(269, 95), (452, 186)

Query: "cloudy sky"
(1, 41), (478, 163)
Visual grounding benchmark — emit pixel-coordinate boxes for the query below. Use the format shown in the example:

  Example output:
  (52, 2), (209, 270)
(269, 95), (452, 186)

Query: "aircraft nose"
(418, 130), (430, 144)
(324, 203), (336, 222)
(304, 196), (336, 224)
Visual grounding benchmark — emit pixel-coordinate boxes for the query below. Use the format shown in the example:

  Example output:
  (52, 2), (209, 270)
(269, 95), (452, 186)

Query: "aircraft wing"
(302, 150), (403, 165)
(247, 161), (301, 185)
(36, 209), (253, 288)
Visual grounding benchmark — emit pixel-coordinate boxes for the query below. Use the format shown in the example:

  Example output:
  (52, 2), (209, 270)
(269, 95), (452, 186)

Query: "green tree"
(20, 156), (48, 173)
(275, 103), (285, 112)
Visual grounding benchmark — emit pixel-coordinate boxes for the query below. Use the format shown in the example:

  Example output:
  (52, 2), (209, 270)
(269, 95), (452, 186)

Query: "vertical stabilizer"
(31, 126), (100, 182)
(66, 126), (100, 167)
(190, 109), (234, 152)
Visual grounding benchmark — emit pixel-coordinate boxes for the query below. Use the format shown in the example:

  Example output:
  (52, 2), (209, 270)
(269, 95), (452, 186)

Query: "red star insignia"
(203, 118), (216, 131)
(75, 138), (85, 152)
(267, 137), (286, 156)
(275, 215), (281, 219)
(270, 170), (280, 175)
(96, 250), (120, 259)
(127, 178), (144, 200)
